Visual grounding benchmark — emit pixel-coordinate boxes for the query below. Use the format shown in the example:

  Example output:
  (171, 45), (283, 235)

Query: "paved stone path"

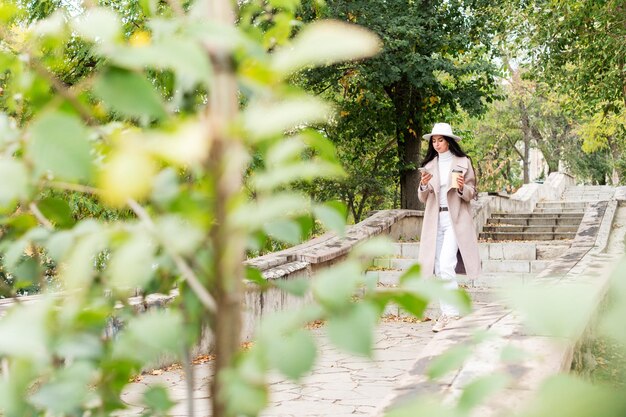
(116, 186), (626, 417)
(118, 319), (433, 417)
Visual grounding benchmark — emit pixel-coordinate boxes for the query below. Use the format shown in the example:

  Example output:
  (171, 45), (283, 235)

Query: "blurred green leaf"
(3, 239), (28, 270)
(44, 230), (74, 262)
(327, 303), (378, 356)
(312, 261), (361, 310)
(232, 193), (310, 229)
(351, 236), (394, 259)
(38, 197), (75, 229)
(313, 202), (346, 237)
(457, 373), (510, 412)
(264, 219), (301, 244)
(12, 257), (40, 288)
(267, 329), (316, 380)
(155, 215), (204, 256)
(516, 375), (625, 417)
(142, 385), (176, 413)
(272, 20), (380, 75)
(62, 231), (108, 289)
(427, 344), (472, 380)
(139, 0), (157, 16)
(107, 232), (156, 291)
(0, 359), (39, 417)
(151, 168), (180, 207)
(399, 264), (421, 284)
(244, 97), (332, 140)
(385, 397), (461, 417)
(0, 159), (29, 209)
(30, 361), (96, 414)
(600, 262), (626, 344)
(274, 276), (310, 297)
(113, 310), (183, 363)
(266, 137), (307, 166)
(392, 292), (428, 318)
(300, 130), (339, 162)
(0, 300), (50, 361)
(500, 345), (531, 363)
(28, 111), (93, 182)
(0, 3), (23, 23)
(252, 161), (345, 191)
(405, 279), (472, 316)
(245, 266), (267, 288)
(505, 283), (596, 339)
(93, 68), (167, 121)
(73, 7), (121, 44)
(221, 368), (268, 417)
(110, 39), (212, 88)
(55, 333), (103, 360)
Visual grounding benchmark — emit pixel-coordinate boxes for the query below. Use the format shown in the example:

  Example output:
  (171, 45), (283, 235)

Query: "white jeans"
(434, 211), (460, 316)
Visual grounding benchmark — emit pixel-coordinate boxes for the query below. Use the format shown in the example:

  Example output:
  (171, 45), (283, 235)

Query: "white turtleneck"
(438, 151), (452, 207)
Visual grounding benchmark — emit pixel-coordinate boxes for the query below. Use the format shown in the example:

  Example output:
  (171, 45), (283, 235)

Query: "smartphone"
(418, 167), (429, 174)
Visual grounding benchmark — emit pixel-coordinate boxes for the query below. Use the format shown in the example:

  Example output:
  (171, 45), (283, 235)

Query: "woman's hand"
(420, 171), (433, 186)
(457, 174), (464, 191)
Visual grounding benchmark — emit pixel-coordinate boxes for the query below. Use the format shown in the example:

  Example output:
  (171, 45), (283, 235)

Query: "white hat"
(422, 122), (461, 142)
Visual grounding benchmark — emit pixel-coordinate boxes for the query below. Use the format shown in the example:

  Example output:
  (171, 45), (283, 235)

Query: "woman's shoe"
(432, 315), (460, 332)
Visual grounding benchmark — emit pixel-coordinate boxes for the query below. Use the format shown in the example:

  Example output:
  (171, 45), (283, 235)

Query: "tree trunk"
(518, 101), (531, 183)
(385, 81), (423, 209)
(608, 135), (621, 186)
(207, 2), (245, 417)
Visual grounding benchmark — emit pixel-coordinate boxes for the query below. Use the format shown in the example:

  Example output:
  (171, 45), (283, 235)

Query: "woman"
(417, 123), (481, 332)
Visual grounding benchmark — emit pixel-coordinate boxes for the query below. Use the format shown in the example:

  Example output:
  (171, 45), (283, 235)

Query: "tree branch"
(29, 202), (54, 230)
(126, 199), (217, 314)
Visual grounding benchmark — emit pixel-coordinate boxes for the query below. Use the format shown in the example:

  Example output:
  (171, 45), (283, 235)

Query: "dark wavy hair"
(421, 136), (469, 167)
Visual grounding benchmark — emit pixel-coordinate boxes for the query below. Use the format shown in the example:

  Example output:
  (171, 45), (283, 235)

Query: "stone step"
(479, 231), (576, 241)
(482, 225), (578, 233)
(533, 208), (588, 214)
(481, 259), (551, 273)
(560, 198), (613, 203)
(491, 212), (584, 219)
(535, 201), (588, 209)
(367, 265), (548, 287)
(387, 242), (569, 263)
(564, 186), (613, 191)
(486, 217), (582, 226)
(370, 258), (553, 278)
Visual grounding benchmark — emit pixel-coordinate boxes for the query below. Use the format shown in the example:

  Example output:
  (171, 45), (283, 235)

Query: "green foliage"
(0, 1), (455, 416)
(1, 1), (623, 417)
(297, 0), (504, 208)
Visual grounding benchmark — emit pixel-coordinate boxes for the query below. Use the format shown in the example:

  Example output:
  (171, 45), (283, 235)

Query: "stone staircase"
(367, 239), (568, 313)
(480, 201), (586, 241)
(561, 185), (615, 201)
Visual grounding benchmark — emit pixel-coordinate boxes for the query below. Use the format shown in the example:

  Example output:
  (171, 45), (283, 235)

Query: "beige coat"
(417, 155), (481, 279)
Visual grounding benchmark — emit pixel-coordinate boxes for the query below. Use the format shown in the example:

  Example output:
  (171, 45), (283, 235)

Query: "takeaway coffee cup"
(451, 169), (463, 188)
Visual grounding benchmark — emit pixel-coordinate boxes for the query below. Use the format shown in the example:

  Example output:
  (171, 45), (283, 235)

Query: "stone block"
(482, 260), (530, 273)
(531, 260), (552, 273)
(373, 258), (391, 269)
(389, 258), (417, 270)
(400, 243), (420, 259)
(489, 243), (504, 260)
(536, 244), (569, 259)
(502, 243), (536, 260)
(378, 271), (402, 286)
(478, 244), (490, 260)
(389, 243), (403, 256)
